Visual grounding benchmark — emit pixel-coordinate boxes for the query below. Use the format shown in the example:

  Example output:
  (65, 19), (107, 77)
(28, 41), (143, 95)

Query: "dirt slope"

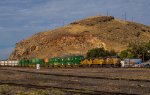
(9, 16), (150, 59)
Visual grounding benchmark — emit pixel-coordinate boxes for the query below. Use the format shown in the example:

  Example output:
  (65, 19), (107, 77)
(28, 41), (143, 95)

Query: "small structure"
(121, 58), (142, 67)
(36, 64), (40, 69)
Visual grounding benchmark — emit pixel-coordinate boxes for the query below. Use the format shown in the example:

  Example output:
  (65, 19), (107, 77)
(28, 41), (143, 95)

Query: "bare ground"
(0, 67), (150, 95)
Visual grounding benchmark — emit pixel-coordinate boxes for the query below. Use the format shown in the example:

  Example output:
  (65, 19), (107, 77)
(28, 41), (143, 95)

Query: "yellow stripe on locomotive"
(80, 57), (121, 67)
(81, 59), (93, 65)
(92, 58), (105, 65)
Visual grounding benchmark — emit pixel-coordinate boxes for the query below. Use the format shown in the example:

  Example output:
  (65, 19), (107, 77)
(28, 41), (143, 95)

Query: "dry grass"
(9, 16), (150, 59)
(0, 85), (66, 95)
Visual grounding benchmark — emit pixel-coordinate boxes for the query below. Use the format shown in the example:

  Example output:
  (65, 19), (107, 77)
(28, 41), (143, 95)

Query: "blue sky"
(0, 0), (150, 59)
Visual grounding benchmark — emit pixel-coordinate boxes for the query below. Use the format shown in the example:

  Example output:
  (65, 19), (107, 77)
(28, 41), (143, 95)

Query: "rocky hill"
(9, 16), (150, 60)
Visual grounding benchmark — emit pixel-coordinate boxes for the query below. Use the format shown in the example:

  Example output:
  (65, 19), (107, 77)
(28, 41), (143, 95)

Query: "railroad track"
(0, 82), (139, 95)
(0, 67), (149, 95)
(0, 68), (150, 83)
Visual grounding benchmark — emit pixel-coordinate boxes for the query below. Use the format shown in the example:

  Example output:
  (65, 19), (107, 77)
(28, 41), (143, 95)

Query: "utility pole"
(62, 16), (66, 26)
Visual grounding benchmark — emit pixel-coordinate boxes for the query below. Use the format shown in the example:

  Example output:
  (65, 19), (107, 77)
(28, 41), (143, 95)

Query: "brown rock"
(9, 16), (150, 60)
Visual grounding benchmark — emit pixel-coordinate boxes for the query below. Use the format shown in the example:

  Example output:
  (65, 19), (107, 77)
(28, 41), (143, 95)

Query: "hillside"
(9, 16), (150, 60)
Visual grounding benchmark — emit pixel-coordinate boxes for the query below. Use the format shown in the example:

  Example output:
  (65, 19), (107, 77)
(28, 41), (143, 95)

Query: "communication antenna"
(107, 10), (109, 16)
(62, 19), (65, 26)
(132, 16), (134, 22)
(124, 12), (127, 20)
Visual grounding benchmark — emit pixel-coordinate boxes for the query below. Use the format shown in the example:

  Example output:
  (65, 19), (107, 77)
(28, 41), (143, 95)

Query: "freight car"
(18, 56), (84, 67)
(0, 60), (18, 66)
(0, 56), (121, 68)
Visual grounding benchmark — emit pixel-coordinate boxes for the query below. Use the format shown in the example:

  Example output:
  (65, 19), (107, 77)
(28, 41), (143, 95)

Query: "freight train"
(0, 56), (121, 67)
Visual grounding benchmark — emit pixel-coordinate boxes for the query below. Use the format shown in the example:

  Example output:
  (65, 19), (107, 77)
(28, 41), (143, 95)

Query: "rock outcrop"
(9, 16), (150, 60)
